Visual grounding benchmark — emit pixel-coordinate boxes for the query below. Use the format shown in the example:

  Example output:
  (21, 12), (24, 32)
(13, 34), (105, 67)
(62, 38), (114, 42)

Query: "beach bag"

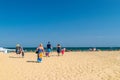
(36, 51), (39, 54)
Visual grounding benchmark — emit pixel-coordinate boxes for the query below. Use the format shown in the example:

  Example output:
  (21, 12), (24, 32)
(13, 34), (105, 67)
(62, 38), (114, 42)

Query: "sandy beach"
(0, 51), (120, 80)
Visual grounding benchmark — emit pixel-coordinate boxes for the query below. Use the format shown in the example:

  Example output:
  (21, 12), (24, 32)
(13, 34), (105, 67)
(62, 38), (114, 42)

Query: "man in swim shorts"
(46, 42), (52, 57)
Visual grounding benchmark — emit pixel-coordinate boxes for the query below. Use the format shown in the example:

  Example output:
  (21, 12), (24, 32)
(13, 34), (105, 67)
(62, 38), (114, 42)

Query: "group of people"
(15, 42), (66, 63)
(36, 42), (66, 63)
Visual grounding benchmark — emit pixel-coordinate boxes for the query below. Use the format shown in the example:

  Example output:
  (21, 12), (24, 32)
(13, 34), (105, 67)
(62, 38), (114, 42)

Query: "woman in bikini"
(36, 44), (44, 62)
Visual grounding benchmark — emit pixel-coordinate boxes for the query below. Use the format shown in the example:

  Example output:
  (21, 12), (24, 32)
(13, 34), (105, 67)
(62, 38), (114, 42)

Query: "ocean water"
(7, 47), (120, 52)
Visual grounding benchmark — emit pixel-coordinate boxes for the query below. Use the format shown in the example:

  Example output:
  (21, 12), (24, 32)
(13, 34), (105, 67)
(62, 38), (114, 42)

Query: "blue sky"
(0, 0), (120, 47)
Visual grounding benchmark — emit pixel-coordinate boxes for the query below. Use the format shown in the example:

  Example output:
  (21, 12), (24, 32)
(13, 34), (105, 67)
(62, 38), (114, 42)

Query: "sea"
(6, 47), (120, 52)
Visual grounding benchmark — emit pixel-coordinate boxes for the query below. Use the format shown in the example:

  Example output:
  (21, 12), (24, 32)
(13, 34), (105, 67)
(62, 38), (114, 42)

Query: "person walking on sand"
(57, 44), (61, 56)
(61, 48), (66, 56)
(16, 44), (21, 54)
(16, 44), (24, 58)
(36, 44), (44, 63)
(21, 46), (24, 58)
(46, 42), (52, 57)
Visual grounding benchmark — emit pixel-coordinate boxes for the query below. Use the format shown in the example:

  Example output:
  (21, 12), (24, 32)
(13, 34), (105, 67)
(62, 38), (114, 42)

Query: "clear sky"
(0, 0), (120, 47)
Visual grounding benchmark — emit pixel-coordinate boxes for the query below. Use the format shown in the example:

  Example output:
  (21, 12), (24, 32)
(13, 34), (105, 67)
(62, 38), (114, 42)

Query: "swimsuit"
(37, 48), (43, 62)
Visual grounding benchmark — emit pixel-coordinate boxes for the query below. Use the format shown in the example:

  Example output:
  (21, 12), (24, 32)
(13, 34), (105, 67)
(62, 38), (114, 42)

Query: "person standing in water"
(57, 44), (61, 56)
(36, 44), (44, 63)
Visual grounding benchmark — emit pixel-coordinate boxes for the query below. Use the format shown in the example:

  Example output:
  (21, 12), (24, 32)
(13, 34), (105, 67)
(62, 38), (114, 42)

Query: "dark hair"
(57, 44), (60, 46)
(48, 42), (50, 43)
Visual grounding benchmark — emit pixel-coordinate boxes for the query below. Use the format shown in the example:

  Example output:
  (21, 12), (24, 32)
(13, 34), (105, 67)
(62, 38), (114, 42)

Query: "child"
(46, 52), (49, 57)
(21, 49), (24, 58)
(61, 48), (66, 56)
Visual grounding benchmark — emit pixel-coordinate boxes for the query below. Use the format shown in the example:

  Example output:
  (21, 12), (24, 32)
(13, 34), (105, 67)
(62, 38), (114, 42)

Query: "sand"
(0, 51), (120, 80)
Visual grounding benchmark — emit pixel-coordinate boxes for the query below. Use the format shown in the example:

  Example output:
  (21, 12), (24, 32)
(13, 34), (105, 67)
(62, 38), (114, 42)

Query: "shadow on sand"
(43, 54), (58, 57)
(9, 56), (23, 58)
(26, 61), (38, 63)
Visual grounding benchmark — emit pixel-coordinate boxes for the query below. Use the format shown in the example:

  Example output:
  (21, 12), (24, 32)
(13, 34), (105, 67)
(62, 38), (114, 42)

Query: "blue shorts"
(47, 49), (51, 53)
(57, 49), (61, 53)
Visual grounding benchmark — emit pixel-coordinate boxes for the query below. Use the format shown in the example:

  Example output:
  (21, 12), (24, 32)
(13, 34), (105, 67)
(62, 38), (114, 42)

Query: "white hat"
(16, 44), (20, 47)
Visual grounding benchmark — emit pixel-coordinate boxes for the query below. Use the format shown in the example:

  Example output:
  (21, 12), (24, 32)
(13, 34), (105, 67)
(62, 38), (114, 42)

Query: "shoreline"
(1, 50), (120, 53)
(3, 47), (120, 52)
